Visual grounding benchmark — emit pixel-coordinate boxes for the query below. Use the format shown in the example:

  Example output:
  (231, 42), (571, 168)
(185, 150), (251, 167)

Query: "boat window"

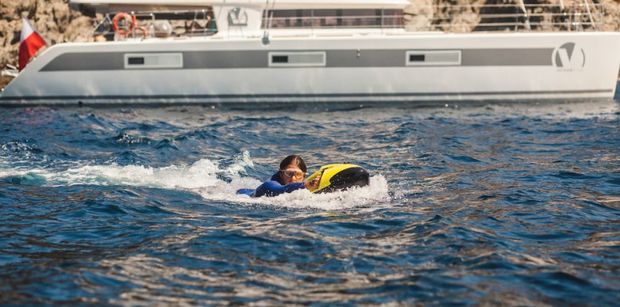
(269, 52), (326, 67)
(406, 51), (462, 66)
(342, 9), (376, 27)
(409, 54), (425, 62)
(128, 57), (145, 65)
(316, 10), (339, 27)
(125, 53), (183, 69)
(272, 55), (289, 63)
(263, 9), (403, 29)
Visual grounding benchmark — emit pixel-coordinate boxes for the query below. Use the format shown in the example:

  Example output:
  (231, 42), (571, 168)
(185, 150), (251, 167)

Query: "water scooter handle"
(305, 164), (338, 193)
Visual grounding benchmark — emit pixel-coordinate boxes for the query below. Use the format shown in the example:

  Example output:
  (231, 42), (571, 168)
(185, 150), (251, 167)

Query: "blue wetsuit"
(237, 172), (305, 197)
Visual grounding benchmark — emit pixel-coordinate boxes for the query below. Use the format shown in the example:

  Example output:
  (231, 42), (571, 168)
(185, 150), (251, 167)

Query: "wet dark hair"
(279, 155), (307, 173)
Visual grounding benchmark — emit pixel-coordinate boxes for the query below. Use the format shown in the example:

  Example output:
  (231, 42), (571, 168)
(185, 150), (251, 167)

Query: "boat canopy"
(69, 0), (410, 11)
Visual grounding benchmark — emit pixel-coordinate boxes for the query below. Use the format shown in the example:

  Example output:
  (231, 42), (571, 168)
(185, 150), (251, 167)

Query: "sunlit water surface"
(0, 100), (619, 305)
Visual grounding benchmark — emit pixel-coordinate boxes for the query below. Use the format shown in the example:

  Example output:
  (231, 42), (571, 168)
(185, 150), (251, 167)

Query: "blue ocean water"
(0, 100), (619, 305)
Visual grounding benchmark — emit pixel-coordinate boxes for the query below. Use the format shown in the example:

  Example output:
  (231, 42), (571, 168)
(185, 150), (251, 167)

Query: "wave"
(0, 151), (389, 210)
(197, 175), (390, 210)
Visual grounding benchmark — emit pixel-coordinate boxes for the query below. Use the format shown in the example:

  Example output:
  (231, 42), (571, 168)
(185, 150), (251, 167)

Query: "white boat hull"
(2, 32), (619, 104)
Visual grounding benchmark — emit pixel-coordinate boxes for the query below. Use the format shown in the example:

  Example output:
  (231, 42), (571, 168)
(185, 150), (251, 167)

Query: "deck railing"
(90, 0), (611, 41)
(416, 0), (606, 32)
(262, 14), (405, 30)
(91, 10), (218, 41)
(261, 1), (607, 32)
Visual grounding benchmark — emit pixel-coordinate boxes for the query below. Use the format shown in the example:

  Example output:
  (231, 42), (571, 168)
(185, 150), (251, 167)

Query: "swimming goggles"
(280, 169), (305, 178)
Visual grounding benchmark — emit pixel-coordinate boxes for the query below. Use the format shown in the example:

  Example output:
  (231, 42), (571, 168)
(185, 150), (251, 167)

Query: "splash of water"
(197, 174), (390, 210)
(0, 151), (389, 210)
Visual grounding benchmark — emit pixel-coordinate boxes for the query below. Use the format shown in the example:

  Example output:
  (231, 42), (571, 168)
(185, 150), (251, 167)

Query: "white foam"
(0, 158), (220, 189)
(195, 174), (390, 210)
(0, 151), (390, 210)
(224, 150), (254, 177)
(262, 175), (390, 210)
(65, 158), (222, 189)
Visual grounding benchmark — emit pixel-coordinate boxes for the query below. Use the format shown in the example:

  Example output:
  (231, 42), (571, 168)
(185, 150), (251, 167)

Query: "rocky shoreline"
(1, 0), (619, 89)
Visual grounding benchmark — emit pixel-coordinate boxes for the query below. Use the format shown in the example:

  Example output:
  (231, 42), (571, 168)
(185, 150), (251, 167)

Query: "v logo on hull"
(553, 42), (585, 69)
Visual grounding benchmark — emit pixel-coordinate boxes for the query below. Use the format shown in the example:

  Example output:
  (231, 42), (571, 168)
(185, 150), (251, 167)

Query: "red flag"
(18, 17), (47, 71)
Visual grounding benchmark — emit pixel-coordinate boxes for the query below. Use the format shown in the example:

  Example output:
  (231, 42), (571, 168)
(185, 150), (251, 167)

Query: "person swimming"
(238, 155), (320, 197)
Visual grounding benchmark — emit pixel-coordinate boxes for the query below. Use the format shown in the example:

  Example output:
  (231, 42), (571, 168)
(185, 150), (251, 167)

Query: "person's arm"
(304, 175), (321, 191)
(253, 180), (305, 197)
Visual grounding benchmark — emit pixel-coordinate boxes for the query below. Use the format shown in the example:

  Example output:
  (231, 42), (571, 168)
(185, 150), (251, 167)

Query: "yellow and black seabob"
(306, 164), (370, 194)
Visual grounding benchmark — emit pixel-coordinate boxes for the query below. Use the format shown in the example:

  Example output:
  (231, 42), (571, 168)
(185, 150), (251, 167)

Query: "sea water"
(0, 100), (619, 305)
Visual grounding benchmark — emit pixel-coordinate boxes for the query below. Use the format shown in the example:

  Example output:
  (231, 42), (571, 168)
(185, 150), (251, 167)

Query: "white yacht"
(1, 0), (619, 104)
